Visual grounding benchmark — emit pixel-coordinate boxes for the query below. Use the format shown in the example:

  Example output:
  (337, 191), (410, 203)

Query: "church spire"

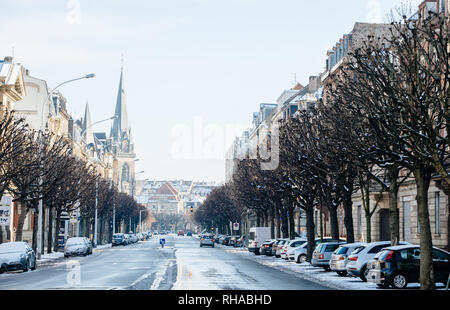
(82, 101), (95, 146)
(112, 62), (129, 142)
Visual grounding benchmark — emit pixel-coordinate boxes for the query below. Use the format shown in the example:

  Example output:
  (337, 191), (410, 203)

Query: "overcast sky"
(1, 0), (422, 183)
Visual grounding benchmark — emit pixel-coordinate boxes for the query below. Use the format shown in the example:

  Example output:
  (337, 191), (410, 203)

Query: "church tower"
(111, 64), (136, 196)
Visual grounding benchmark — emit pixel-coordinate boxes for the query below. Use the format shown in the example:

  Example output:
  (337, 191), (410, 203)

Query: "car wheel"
(323, 266), (331, 271)
(337, 271), (347, 277)
(200, 244), (203, 247)
(31, 258), (37, 270)
(360, 266), (369, 282)
(391, 273), (408, 289)
(23, 261), (28, 272)
(297, 254), (307, 264)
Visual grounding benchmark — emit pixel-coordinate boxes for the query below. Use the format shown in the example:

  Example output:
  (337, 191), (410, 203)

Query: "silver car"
(64, 237), (91, 257)
(312, 241), (346, 270)
(346, 241), (410, 281)
(291, 238), (346, 263)
(200, 234), (215, 247)
(330, 242), (366, 276)
(0, 242), (36, 273)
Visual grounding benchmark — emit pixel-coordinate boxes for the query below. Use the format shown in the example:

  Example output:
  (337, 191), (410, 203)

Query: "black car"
(260, 240), (276, 255)
(221, 236), (231, 246)
(367, 245), (450, 289)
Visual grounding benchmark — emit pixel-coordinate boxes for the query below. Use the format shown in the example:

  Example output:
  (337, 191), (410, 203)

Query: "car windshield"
(203, 235), (213, 239)
(351, 246), (365, 255)
(113, 234), (123, 238)
(336, 246), (348, 255)
(66, 238), (85, 246)
(0, 242), (27, 253)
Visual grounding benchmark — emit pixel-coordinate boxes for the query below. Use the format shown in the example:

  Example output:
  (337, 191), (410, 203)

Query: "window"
(435, 192), (440, 234)
(325, 244), (340, 252)
(368, 244), (388, 254)
(336, 246), (348, 255)
(399, 248), (420, 260)
(433, 249), (450, 261)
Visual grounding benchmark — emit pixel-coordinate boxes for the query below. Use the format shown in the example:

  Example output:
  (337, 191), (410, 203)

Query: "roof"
(341, 242), (367, 248)
(111, 67), (130, 143)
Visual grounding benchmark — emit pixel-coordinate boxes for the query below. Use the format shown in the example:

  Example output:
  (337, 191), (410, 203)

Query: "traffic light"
(190, 206), (193, 213)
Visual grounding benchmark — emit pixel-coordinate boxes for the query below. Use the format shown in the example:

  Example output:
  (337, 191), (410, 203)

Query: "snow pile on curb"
(225, 248), (378, 290)
(37, 251), (64, 262)
(95, 243), (112, 250)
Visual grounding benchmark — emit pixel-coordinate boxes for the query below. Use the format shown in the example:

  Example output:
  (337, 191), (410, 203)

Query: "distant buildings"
(136, 180), (219, 215)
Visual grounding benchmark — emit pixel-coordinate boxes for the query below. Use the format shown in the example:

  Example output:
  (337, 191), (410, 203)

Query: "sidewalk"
(219, 245), (447, 290)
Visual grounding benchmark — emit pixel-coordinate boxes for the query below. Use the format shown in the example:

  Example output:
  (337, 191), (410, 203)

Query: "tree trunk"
(288, 206), (295, 239)
(414, 166), (435, 290)
(388, 167), (400, 246)
(343, 183), (355, 243)
(41, 206), (46, 255)
(54, 209), (61, 252)
(14, 202), (27, 242)
(47, 207), (53, 254)
(275, 207), (281, 238)
(256, 212), (261, 227)
(270, 207), (275, 239)
(328, 206), (339, 240)
(305, 206), (315, 262)
(281, 208), (289, 238)
(32, 210), (38, 253)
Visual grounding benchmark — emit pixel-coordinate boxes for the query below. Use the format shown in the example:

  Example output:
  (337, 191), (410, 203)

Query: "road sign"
(160, 238), (165, 245)
(0, 196), (12, 226)
(233, 223), (239, 231)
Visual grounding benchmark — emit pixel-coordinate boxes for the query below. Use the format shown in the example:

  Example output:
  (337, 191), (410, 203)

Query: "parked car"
(112, 233), (126, 246)
(292, 238), (346, 263)
(64, 237), (91, 257)
(187, 232), (192, 237)
(330, 242), (366, 276)
(221, 236), (231, 246)
(0, 242), (36, 273)
(346, 241), (410, 282)
(312, 241), (346, 270)
(367, 245), (450, 289)
(82, 237), (93, 254)
(271, 239), (285, 257)
(260, 240), (276, 255)
(200, 234), (215, 247)
(248, 240), (261, 255)
(178, 230), (185, 236)
(229, 236), (243, 247)
(123, 234), (130, 245)
(281, 239), (307, 260)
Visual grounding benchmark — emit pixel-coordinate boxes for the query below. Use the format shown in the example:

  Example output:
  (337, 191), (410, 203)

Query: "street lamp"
(37, 73), (95, 259)
(80, 115), (118, 139)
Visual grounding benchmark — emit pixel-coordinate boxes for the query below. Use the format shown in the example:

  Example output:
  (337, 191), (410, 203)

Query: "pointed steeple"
(82, 101), (95, 146)
(112, 64), (129, 143)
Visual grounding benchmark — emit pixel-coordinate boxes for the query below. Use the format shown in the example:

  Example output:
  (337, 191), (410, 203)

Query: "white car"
(64, 237), (92, 257)
(281, 238), (307, 260)
(346, 241), (410, 281)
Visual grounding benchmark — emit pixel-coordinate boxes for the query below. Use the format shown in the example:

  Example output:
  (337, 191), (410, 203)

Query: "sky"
(0, 0), (422, 183)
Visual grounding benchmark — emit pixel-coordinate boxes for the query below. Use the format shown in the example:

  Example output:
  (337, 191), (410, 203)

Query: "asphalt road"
(0, 235), (330, 290)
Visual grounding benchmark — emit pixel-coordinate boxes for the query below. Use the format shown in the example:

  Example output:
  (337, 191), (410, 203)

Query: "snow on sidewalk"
(222, 246), (379, 290)
(37, 251), (64, 262)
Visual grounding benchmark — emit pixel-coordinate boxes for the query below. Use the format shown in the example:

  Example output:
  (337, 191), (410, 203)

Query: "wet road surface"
(0, 235), (330, 290)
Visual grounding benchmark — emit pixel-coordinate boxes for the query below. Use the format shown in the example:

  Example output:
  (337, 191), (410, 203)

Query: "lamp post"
(85, 116), (118, 248)
(37, 73), (95, 259)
